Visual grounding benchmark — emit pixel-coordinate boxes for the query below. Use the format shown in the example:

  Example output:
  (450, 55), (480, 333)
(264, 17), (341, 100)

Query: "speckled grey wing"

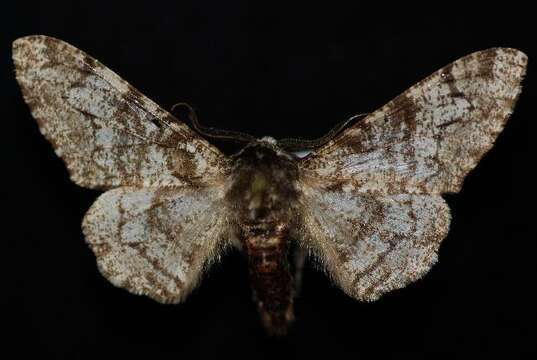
(82, 186), (232, 303)
(13, 35), (228, 189)
(296, 48), (527, 301)
(296, 185), (450, 301)
(301, 48), (527, 194)
(14, 35), (233, 303)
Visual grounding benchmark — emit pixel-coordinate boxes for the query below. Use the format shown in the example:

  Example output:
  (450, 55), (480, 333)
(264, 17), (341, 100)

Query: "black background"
(3, 2), (534, 359)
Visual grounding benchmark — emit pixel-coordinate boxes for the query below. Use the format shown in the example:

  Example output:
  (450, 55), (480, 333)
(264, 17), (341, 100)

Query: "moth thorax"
(229, 143), (299, 223)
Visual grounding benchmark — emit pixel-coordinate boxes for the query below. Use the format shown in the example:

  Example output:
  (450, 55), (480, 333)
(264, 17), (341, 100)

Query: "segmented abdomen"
(242, 223), (294, 336)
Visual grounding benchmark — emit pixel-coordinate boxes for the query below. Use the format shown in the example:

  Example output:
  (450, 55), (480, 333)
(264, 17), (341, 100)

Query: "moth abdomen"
(243, 223), (294, 336)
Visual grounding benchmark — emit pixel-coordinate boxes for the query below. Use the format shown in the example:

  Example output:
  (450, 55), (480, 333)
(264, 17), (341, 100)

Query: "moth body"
(13, 36), (527, 336)
(228, 139), (300, 335)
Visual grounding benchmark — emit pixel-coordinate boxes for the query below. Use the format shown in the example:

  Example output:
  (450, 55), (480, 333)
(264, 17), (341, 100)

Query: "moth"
(13, 35), (527, 335)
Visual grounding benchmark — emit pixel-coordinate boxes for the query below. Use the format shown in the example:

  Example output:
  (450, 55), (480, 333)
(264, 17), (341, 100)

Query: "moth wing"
(82, 186), (231, 303)
(13, 35), (228, 189)
(295, 185), (450, 301)
(300, 48), (527, 194)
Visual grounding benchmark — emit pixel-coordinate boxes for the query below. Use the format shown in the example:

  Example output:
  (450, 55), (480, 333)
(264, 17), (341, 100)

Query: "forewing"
(82, 186), (231, 303)
(301, 48), (527, 194)
(13, 35), (228, 189)
(296, 186), (450, 301)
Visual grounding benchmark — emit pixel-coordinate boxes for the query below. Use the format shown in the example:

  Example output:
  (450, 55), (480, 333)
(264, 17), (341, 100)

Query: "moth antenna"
(277, 112), (369, 152)
(171, 102), (256, 143)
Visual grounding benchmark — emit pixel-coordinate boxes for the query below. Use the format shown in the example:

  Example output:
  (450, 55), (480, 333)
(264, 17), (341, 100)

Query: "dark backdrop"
(3, 2), (534, 359)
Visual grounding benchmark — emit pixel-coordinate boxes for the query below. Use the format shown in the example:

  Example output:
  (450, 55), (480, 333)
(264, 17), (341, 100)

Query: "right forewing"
(301, 48), (527, 194)
(13, 35), (228, 189)
(82, 186), (231, 303)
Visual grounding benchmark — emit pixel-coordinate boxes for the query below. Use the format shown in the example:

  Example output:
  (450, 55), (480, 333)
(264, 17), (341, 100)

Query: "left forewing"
(13, 35), (227, 189)
(295, 185), (450, 301)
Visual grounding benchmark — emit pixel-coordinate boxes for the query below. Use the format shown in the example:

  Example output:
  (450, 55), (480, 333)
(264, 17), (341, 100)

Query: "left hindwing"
(82, 186), (231, 303)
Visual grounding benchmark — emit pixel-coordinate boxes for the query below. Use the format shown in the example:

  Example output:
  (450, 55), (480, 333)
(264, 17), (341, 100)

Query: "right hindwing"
(295, 184), (450, 301)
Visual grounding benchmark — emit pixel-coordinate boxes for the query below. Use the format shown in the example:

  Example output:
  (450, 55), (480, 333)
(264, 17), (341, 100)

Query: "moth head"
(234, 136), (296, 162)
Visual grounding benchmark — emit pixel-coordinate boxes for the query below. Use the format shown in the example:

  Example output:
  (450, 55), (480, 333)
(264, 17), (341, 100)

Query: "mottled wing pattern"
(297, 48), (527, 300)
(83, 186), (231, 303)
(296, 185), (450, 301)
(14, 35), (233, 302)
(302, 48), (527, 194)
(13, 35), (228, 189)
